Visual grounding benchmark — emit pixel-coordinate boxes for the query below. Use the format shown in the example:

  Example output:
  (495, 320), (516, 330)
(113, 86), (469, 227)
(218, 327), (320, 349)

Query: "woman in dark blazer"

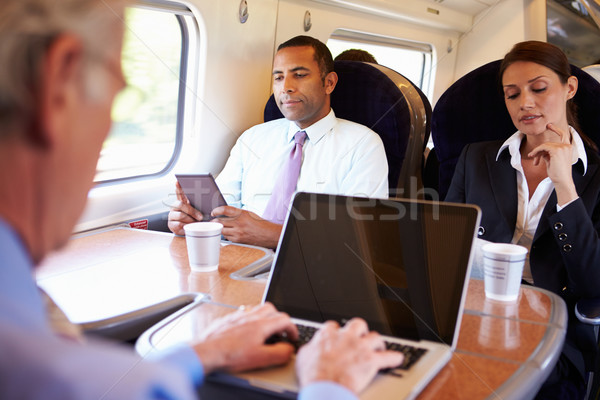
(446, 41), (600, 399)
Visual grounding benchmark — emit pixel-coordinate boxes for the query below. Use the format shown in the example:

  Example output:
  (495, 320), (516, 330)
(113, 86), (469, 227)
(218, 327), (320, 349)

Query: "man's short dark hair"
(334, 49), (377, 64)
(277, 35), (334, 80)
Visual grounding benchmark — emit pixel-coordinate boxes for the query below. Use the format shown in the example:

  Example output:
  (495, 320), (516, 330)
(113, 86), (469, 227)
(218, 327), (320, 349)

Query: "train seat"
(428, 60), (600, 200)
(583, 64), (600, 83)
(264, 60), (431, 198)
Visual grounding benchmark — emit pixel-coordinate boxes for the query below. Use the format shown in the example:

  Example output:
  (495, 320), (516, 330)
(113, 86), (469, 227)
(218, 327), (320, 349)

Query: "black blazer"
(446, 140), (600, 380)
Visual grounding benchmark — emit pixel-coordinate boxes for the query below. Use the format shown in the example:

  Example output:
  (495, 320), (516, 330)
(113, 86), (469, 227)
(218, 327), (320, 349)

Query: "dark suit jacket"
(446, 140), (600, 380)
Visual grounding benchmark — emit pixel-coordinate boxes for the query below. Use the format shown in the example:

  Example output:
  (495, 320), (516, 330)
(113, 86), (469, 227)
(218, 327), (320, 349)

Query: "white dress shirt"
(216, 109), (389, 217)
(496, 127), (587, 283)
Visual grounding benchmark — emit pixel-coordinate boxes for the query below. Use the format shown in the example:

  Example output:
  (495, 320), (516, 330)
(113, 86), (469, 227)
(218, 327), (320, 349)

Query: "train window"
(94, 4), (191, 183)
(327, 30), (433, 96)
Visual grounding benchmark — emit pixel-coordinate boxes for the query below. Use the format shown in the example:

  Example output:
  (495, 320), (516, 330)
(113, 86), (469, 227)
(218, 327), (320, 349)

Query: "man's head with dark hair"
(277, 35), (334, 80)
(272, 35), (338, 129)
(334, 49), (377, 64)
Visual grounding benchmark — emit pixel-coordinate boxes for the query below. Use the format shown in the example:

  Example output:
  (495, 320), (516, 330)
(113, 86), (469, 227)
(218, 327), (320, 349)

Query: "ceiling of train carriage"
(424, 0), (600, 67)
(425, 0), (600, 66)
(326, 0), (497, 16)
(547, 0), (600, 66)
(312, 0), (600, 66)
(419, 0), (496, 15)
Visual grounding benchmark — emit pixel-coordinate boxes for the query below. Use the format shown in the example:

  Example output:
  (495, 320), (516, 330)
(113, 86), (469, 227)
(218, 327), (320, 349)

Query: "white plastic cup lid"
(482, 243), (527, 262)
(184, 222), (223, 237)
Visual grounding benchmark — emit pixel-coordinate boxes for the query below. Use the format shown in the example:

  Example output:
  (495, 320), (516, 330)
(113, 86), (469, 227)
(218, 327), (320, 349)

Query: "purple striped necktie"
(262, 130), (307, 224)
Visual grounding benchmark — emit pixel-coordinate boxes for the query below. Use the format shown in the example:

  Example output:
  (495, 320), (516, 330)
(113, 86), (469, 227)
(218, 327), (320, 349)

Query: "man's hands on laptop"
(192, 302), (299, 373)
(167, 183), (282, 248)
(296, 319), (405, 395)
(192, 303), (404, 396)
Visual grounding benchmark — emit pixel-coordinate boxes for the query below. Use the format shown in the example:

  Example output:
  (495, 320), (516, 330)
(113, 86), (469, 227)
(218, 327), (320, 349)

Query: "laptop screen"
(264, 193), (480, 345)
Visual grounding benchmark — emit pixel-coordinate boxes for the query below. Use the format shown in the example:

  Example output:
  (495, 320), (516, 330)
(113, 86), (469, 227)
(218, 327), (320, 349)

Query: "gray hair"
(0, 0), (127, 137)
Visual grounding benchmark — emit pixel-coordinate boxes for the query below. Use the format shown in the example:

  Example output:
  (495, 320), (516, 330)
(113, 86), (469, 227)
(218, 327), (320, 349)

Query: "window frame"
(95, 2), (192, 186)
(328, 28), (434, 98)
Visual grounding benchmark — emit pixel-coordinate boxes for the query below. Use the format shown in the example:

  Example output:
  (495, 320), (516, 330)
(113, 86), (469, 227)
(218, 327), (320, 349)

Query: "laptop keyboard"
(266, 323), (428, 372)
(385, 341), (428, 371)
(296, 323), (317, 347)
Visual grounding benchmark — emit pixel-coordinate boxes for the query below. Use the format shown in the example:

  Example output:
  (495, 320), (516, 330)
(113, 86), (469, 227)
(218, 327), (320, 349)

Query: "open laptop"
(209, 192), (481, 399)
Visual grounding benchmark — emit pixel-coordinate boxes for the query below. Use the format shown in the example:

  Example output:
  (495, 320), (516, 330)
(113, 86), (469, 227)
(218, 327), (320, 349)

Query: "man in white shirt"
(168, 35), (388, 248)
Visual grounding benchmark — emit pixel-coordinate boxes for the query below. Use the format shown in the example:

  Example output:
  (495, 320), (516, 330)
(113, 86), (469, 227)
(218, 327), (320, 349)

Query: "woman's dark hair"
(500, 40), (597, 151)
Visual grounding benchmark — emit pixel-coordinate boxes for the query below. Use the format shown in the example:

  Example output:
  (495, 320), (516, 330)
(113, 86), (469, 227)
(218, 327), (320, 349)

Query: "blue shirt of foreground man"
(0, 1), (402, 399)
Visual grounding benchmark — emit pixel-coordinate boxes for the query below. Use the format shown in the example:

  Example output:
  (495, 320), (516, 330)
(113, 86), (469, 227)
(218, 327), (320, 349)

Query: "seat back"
(430, 60), (600, 200)
(264, 60), (431, 197)
(580, 63), (600, 400)
(583, 64), (600, 83)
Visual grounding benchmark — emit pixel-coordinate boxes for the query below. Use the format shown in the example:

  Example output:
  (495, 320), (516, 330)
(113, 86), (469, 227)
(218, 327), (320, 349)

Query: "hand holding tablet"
(175, 174), (227, 221)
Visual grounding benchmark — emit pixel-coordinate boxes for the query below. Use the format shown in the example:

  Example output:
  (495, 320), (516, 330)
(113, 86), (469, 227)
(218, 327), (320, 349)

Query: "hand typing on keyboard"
(264, 323), (317, 352)
(264, 331), (300, 351)
(192, 302), (299, 373)
(295, 318), (405, 395)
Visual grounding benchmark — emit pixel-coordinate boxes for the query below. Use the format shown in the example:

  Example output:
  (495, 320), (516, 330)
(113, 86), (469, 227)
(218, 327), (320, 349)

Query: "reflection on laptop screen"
(264, 193), (479, 345)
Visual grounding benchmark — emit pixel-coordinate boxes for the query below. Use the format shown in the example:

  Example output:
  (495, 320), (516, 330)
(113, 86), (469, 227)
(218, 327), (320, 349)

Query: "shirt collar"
(496, 126), (587, 174)
(287, 108), (336, 145)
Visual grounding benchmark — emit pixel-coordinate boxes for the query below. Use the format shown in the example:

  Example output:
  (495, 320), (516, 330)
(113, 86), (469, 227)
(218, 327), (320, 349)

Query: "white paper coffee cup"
(482, 243), (528, 301)
(184, 222), (223, 272)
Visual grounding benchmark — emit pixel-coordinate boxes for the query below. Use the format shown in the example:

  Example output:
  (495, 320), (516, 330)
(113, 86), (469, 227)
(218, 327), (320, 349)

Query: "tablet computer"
(175, 174), (227, 221)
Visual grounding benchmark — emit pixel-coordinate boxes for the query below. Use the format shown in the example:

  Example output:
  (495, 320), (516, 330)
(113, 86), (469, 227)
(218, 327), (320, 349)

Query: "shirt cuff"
(556, 197), (579, 212)
(152, 344), (205, 386)
(298, 381), (358, 400)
